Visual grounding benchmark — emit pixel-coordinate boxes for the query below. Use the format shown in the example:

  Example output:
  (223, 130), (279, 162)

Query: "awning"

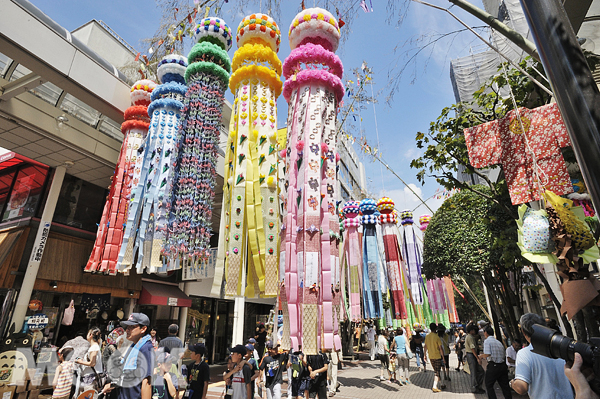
(138, 281), (191, 307)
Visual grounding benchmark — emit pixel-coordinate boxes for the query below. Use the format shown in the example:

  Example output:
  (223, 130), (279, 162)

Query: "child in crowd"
(388, 353), (397, 383)
(53, 347), (75, 399)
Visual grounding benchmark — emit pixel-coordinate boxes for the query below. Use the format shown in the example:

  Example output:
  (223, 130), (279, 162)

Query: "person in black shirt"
(259, 341), (288, 399)
(154, 352), (178, 399)
(254, 324), (268, 359)
(306, 352), (329, 399)
(185, 343), (209, 399)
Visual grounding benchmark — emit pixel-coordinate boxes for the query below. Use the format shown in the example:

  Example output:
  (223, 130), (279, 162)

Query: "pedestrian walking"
(259, 341), (288, 399)
(454, 328), (465, 371)
(326, 349), (341, 396)
(410, 332), (425, 372)
(52, 346), (76, 399)
(288, 350), (309, 399)
(244, 344), (260, 399)
(159, 324), (184, 355)
(306, 350), (329, 399)
(437, 324), (451, 381)
(391, 328), (411, 385)
(255, 323), (268, 359)
(376, 330), (391, 381)
(101, 313), (154, 399)
(479, 326), (512, 399)
(149, 328), (160, 350)
(223, 345), (253, 399)
(510, 313), (573, 399)
(424, 322), (444, 393)
(505, 338), (521, 379)
(154, 352), (178, 399)
(76, 327), (104, 392)
(185, 343), (210, 399)
(465, 323), (485, 394)
(366, 324), (376, 361)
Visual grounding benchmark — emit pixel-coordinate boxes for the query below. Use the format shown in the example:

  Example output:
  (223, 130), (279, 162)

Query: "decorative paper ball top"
(157, 54), (188, 85)
(419, 214), (432, 231)
(342, 201), (360, 218)
(147, 81), (187, 115)
(377, 197), (395, 214)
(359, 198), (378, 215)
(130, 79), (156, 106)
(288, 8), (341, 52)
(237, 13), (281, 53)
(194, 17), (233, 51)
(400, 209), (414, 225)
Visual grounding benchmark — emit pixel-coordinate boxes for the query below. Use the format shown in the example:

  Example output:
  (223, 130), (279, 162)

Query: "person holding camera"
(479, 326), (512, 399)
(564, 352), (600, 399)
(510, 313), (573, 399)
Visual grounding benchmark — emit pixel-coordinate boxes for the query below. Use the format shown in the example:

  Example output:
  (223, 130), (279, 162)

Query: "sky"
(27, 0), (490, 219)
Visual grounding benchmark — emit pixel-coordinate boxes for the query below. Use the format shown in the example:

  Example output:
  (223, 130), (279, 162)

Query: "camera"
(531, 324), (600, 395)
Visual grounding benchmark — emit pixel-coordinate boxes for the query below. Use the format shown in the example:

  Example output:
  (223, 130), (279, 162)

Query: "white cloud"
(380, 183), (445, 220)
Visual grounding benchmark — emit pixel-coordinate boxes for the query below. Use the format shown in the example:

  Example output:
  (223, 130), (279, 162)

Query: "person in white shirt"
(510, 313), (573, 399)
(366, 324), (377, 361)
(505, 339), (521, 379)
(75, 327), (103, 392)
(376, 330), (391, 381)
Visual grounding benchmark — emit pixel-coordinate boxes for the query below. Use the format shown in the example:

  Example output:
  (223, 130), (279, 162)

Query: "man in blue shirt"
(510, 313), (573, 399)
(103, 313), (154, 399)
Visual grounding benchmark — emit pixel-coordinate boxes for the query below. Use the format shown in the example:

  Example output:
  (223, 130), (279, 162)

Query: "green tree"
(422, 186), (523, 339)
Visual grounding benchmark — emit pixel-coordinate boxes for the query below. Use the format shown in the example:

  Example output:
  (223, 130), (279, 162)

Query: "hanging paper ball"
(342, 201), (360, 218)
(377, 197), (395, 214)
(359, 198), (377, 216)
(236, 13), (282, 52)
(121, 105), (151, 133)
(185, 41), (232, 85)
(400, 209), (414, 225)
(157, 54), (188, 84)
(130, 79), (156, 106)
(419, 214), (432, 231)
(288, 8), (341, 52)
(194, 17), (233, 50)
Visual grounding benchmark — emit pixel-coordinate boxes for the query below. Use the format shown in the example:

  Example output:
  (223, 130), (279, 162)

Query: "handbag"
(405, 340), (414, 359)
(61, 300), (75, 326)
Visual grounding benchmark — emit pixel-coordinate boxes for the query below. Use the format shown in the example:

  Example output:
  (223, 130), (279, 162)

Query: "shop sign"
(30, 221), (51, 263)
(167, 297), (178, 306)
(27, 313), (49, 331)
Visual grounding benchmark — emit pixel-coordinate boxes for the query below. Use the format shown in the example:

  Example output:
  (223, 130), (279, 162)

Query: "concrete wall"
(72, 21), (136, 71)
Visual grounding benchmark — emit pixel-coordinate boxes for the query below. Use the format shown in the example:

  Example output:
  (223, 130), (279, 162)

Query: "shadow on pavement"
(337, 376), (405, 392)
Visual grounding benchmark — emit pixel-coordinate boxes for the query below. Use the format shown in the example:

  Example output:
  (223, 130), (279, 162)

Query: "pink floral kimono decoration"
(464, 103), (573, 205)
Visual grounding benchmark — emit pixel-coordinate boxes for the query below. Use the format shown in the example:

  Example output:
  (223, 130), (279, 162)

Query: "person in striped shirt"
(53, 347), (75, 399)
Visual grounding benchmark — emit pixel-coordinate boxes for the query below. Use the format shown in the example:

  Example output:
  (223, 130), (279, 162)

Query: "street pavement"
(205, 352), (529, 399)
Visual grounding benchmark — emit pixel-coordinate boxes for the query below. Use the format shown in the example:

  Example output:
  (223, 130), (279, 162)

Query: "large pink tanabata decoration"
(281, 8), (344, 354)
(464, 103), (573, 205)
(86, 80), (155, 275)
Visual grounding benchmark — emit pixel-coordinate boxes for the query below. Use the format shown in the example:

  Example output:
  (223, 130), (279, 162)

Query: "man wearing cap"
(259, 341), (288, 399)
(185, 343), (209, 399)
(248, 338), (260, 361)
(223, 345), (253, 399)
(103, 313), (154, 399)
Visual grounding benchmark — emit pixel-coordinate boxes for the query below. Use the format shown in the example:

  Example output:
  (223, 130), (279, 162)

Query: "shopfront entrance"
(185, 297), (234, 364)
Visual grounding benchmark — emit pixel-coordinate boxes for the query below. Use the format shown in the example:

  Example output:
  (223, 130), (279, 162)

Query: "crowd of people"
(50, 312), (598, 399)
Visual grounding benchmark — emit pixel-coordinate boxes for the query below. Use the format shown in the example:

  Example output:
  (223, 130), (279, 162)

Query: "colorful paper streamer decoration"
(165, 17), (232, 270)
(216, 13), (283, 299)
(341, 201), (362, 322)
(281, 7), (343, 354)
(377, 197), (408, 320)
(86, 80), (155, 275)
(118, 55), (188, 273)
(400, 210), (425, 305)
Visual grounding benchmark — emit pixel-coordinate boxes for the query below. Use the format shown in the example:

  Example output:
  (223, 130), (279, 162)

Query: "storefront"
(137, 280), (191, 339)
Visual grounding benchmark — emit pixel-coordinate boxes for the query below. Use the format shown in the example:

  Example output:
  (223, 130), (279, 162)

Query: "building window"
(60, 93), (101, 127)
(1, 165), (49, 222)
(98, 116), (123, 141)
(341, 186), (350, 202)
(52, 174), (106, 232)
(29, 82), (63, 107)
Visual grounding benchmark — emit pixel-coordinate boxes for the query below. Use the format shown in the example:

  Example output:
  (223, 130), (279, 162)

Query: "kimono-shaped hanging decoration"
(341, 201), (362, 322)
(86, 79), (155, 274)
(360, 199), (384, 319)
(281, 7), (343, 354)
(400, 210), (424, 305)
(118, 55), (188, 273)
(165, 18), (233, 270)
(377, 197), (407, 320)
(464, 103), (573, 205)
(218, 13), (282, 299)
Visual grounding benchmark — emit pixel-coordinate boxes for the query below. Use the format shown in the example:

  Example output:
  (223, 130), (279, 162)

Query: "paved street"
(205, 352), (528, 399)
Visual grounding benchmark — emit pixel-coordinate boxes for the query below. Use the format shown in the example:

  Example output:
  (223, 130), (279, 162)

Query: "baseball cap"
(120, 313), (150, 327)
(248, 338), (257, 344)
(188, 343), (207, 355)
(245, 344), (254, 352)
(266, 340), (279, 349)
(230, 344), (247, 355)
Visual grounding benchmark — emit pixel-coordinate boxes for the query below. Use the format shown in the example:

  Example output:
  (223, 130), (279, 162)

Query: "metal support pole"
(520, 0), (600, 213)
(11, 165), (67, 332)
